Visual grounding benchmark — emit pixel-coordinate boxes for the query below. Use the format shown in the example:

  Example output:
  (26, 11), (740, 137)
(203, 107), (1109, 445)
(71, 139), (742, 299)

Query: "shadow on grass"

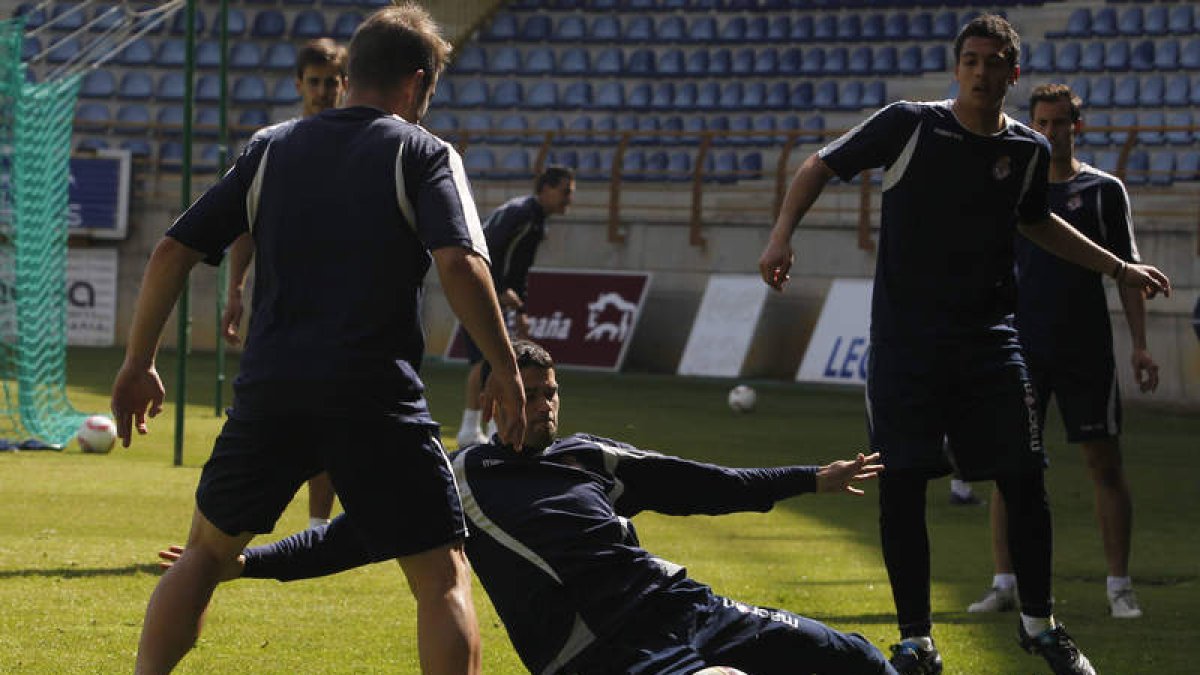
(0, 563), (161, 579)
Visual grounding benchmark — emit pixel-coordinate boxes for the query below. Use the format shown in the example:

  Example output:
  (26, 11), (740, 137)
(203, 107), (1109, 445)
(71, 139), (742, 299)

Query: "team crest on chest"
(992, 156), (1012, 180)
(1066, 194), (1083, 211)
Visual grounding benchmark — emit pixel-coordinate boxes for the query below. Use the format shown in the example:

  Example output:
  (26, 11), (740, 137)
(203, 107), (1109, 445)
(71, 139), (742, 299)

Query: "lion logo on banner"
(585, 292), (638, 342)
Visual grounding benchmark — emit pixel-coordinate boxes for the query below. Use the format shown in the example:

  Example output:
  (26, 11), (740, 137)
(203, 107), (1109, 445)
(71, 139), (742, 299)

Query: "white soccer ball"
(692, 668), (749, 675)
(77, 415), (117, 454)
(727, 384), (757, 413)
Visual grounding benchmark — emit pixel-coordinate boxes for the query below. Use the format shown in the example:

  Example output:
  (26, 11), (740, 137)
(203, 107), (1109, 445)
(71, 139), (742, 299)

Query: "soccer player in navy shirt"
(758, 15), (1169, 675)
(162, 340), (899, 675)
(967, 84), (1156, 621)
(111, 6), (525, 674)
(457, 166), (575, 448)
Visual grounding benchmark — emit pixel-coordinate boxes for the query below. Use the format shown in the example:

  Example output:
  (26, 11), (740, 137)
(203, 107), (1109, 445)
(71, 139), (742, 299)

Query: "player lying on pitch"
(161, 341), (898, 675)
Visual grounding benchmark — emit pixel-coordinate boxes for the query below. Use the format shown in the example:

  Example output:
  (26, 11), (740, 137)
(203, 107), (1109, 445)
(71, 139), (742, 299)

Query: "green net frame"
(0, 16), (87, 446)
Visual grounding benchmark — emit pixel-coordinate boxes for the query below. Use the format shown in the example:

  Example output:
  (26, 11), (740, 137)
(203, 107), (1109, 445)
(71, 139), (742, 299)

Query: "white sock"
(904, 636), (934, 650)
(1107, 576), (1133, 595)
(308, 517), (331, 530)
(950, 479), (973, 496)
(460, 409), (482, 433)
(1021, 614), (1054, 637)
(994, 573), (1017, 590)
(485, 419), (497, 436)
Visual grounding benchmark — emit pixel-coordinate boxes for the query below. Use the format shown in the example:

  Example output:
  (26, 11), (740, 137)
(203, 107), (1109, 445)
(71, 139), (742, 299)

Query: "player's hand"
(481, 366), (526, 451)
(221, 292), (244, 346)
(1131, 348), (1159, 393)
(1121, 263), (1170, 299)
(758, 237), (794, 291)
(158, 544), (246, 581)
(111, 363), (165, 448)
(158, 544), (183, 570)
(816, 452), (884, 495)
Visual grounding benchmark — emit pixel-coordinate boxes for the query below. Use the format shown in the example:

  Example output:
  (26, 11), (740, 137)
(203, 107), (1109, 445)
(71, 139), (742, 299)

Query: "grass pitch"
(0, 347), (1196, 673)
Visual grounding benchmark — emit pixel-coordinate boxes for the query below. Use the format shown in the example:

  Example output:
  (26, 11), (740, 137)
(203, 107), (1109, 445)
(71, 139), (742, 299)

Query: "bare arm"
(433, 246), (526, 449)
(221, 233), (255, 346)
(1117, 284), (1159, 392)
(758, 153), (836, 290)
(1017, 213), (1170, 298)
(111, 237), (206, 446)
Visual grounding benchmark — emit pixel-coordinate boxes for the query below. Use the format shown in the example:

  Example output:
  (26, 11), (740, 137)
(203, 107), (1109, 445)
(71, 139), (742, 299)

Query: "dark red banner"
(444, 268), (652, 371)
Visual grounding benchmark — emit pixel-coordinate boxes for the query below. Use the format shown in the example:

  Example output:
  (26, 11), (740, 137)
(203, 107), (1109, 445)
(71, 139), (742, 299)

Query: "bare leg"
(307, 472), (336, 522)
(1081, 437), (1131, 577)
(136, 510), (253, 674)
(990, 486), (1014, 574)
(397, 541), (481, 675)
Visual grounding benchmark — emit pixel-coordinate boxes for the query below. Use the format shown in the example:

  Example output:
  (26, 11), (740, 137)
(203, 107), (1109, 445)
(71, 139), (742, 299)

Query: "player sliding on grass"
(162, 340), (899, 675)
(113, 6), (524, 674)
(758, 14), (1169, 675)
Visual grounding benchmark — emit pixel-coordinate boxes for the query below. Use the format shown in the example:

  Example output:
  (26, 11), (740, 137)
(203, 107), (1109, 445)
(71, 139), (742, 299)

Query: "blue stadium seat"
(814, 81), (838, 109)
(1138, 111), (1165, 146)
(553, 15), (586, 43)
(1144, 5), (1169, 37)
(270, 76), (300, 105)
(80, 70), (116, 98)
(1067, 76), (1090, 105)
(704, 48), (728, 76)
(688, 16), (716, 42)
(576, 150), (611, 181)
(464, 148), (495, 175)
(251, 10), (285, 38)
(1114, 75), (1139, 107)
(46, 36), (80, 63)
(1027, 42), (1054, 73)
(682, 116), (705, 145)
(800, 47), (824, 76)
(264, 43), (296, 71)
(1155, 39), (1179, 71)
(673, 82), (697, 110)
(168, 8), (205, 35)
(635, 116), (661, 146)
(1119, 7), (1144, 37)
(932, 11), (957, 40)
(118, 72), (153, 100)
(422, 111), (457, 135)
(1164, 75), (1189, 107)
(524, 47), (555, 76)
(697, 82), (720, 109)
(50, 3), (86, 32)
(1169, 5), (1194, 36)
(909, 12), (932, 41)
(1081, 111), (1110, 146)
(765, 82), (789, 109)
(548, 149), (577, 168)
(495, 114), (528, 144)
(595, 82), (624, 109)
(527, 81), (558, 109)
(536, 115), (565, 139)
(193, 75), (219, 103)
(20, 35), (40, 61)
(706, 151), (738, 184)
(837, 14), (861, 42)
(482, 13), (517, 41)
(791, 15), (814, 42)
(730, 48), (754, 75)
(627, 83), (651, 110)
(333, 13), (362, 40)
(718, 16), (747, 43)
(594, 115), (617, 145)
(651, 82), (674, 110)
(1086, 75), (1112, 106)
(743, 82), (766, 110)
(751, 48), (777, 76)
(157, 72), (186, 101)
(1092, 7), (1118, 37)
(453, 46), (485, 74)
(718, 82), (742, 110)
(193, 41), (218, 69)
(115, 103), (150, 130)
(462, 113), (491, 140)
(1123, 151), (1148, 186)
(898, 45), (921, 76)
(621, 150), (646, 181)
(1140, 75), (1165, 106)
(1131, 40), (1155, 72)
(590, 16), (621, 42)
(1110, 111), (1136, 145)
(487, 46), (521, 75)
(790, 82), (814, 110)
(660, 116), (684, 145)
(1057, 42), (1081, 73)
(156, 38), (187, 68)
(76, 137), (110, 152)
(750, 115), (776, 146)
(589, 0), (619, 11)
(1104, 41), (1131, 71)
(212, 8), (247, 37)
(159, 141), (185, 172)
(659, 16), (685, 42)
(75, 102), (110, 131)
(657, 48), (683, 77)
(779, 48), (802, 76)
(558, 48), (589, 75)
(863, 81), (885, 108)
(629, 48), (656, 76)
(91, 4), (126, 32)
(1093, 151), (1120, 176)
(1181, 39), (1200, 70)
(1075, 150), (1094, 166)
(562, 81), (592, 108)
(1055, 8), (1090, 39)
(862, 14), (884, 42)
(840, 81), (863, 110)
(196, 108), (222, 138)
(768, 16), (791, 42)
(491, 81), (522, 108)
(848, 46), (872, 75)
(1081, 42), (1104, 72)
(624, 15), (654, 41)
(813, 15), (836, 41)
(1149, 152), (1174, 187)
(745, 16), (768, 43)
(706, 116), (730, 143)
(922, 45), (946, 72)
(595, 48), (623, 76)
(1178, 151), (1200, 181)
(740, 153), (763, 181)
(232, 75), (265, 105)
(884, 13), (908, 41)
(643, 151), (670, 181)
(521, 15), (551, 41)
(15, 4), (46, 29)
(156, 105), (185, 134)
(115, 37), (151, 66)
(429, 80), (454, 108)
(666, 151), (692, 182)
(291, 10), (325, 38)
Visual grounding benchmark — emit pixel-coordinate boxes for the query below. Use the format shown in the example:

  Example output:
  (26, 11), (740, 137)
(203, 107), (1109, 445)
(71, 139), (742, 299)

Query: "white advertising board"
(678, 274), (768, 378)
(796, 278), (872, 386)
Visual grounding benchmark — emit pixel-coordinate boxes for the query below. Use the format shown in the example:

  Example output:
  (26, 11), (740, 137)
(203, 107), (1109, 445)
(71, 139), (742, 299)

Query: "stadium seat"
(463, 148), (495, 175)
(1114, 75), (1139, 107)
(291, 10), (325, 38)
(561, 81), (592, 108)
(590, 16), (621, 42)
(1081, 111), (1110, 146)
(488, 46), (522, 76)
(575, 150), (611, 181)
(697, 82), (720, 109)
(837, 14), (862, 42)
(195, 107), (222, 138)
(708, 49), (732, 76)
(790, 82), (814, 110)
(1093, 150), (1119, 176)
(1027, 42), (1054, 73)
(595, 82), (624, 109)
(251, 10), (285, 38)
(1178, 151), (1200, 181)
(1154, 39), (1179, 71)
(682, 116), (705, 145)
(115, 103), (150, 131)
(687, 16), (717, 42)
(791, 15), (814, 42)
(232, 75), (265, 105)
(849, 46), (872, 75)
(262, 43), (296, 71)
(1181, 40), (1200, 70)
(453, 45), (485, 74)
(672, 82), (697, 110)
(718, 82), (742, 110)
(659, 116), (684, 145)
(922, 45), (946, 72)
(156, 105), (185, 134)
(765, 82), (789, 109)
(1092, 7), (1118, 37)
(752, 48), (779, 76)
(744, 15), (768, 42)
(1124, 151), (1148, 186)
(814, 81), (838, 109)
(635, 116), (661, 145)
(1118, 7), (1144, 37)
(49, 3), (85, 32)
(629, 49), (656, 76)
(75, 102), (110, 131)
(1144, 5), (1169, 37)
(840, 82), (864, 110)
(45, 36), (80, 63)
(1067, 77), (1090, 106)
(15, 3), (46, 29)
(666, 151), (692, 182)
(491, 81), (522, 108)
(1056, 42), (1081, 73)
(1141, 75), (1165, 106)
(462, 112), (491, 140)
(211, 8), (247, 37)
(593, 115), (618, 145)
(1090, 76), (1114, 107)
(80, 70), (116, 99)
(553, 15), (586, 43)
(558, 48), (589, 76)
(743, 82), (766, 110)
(777, 47), (801, 76)
(1130, 40), (1155, 72)
(627, 83), (651, 110)
(535, 115), (565, 139)
(906, 12), (931, 41)
(329, 11), (361, 39)
(861, 14), (884, 42)
(1110, 111), (1136, 145)
(169, 8), (206, 35)
(1080, 42), (1104, 72)
(1104, 41), (1131, 71)
(117, 71), (153, 100)
(422, 111), (456, 135)
(156, 72), (186, 101)
(90, 4), (126, 33)
(813, 15), (836, 42)
(898, 45), (922, 76)
(157, 38), (188, 68)
(523, 47), (555, 76)
(659, 16), (685, 42)
(651, 82), (674, 110)
(932, 11), (957, 40)
(159, 141), (185, 172)
(548, 149), (577, 169)
(526, 81), (558, 109)
(76, 137), (110, 152)
(595, 48), (623, 76)
(494, 114), (528, 144)
(455, 80), (486, 107)
(191, 74), (217, 103)
(1148, 152), (1174, 186)
(863, 81), (885, 108)
(883, 13), (909, 42)
(624, 16), (654, 42)
(1169, 5), (1194, 36)
(767, 16), (790, 42)
(1057, 8), (1091, 39)
(520, 15), (551, 41)
(482, 13), (517, 41)
(801, 47), (824, 76)
(1165, 75), (1190, 107)
(269, 76), (299, 105)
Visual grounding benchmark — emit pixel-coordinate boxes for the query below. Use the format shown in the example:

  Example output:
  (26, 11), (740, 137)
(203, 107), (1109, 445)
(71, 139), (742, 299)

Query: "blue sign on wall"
(68, 150), (130, 240)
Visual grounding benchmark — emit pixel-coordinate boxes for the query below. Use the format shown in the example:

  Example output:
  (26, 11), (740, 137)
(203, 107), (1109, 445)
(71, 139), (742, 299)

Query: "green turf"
(0, 347), (1196, 673)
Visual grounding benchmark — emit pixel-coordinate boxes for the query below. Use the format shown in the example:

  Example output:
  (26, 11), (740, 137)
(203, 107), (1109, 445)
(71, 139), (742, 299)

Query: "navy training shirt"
(166, 106), (488, 420)
(483, 194), (546, 303)
(240, 433), (819, 675)
(1016, 163), (1139, 365)
(819, 100), (1052, 342)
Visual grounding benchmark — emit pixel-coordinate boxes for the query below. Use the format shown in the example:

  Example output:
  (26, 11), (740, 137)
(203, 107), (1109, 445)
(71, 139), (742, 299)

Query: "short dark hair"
(481, 340), (554, 387)
(1028, 83), (1082, 123)
(295, 38), (347, 80)
(953, 14), (1021, 69)
(534, 166), (574, 193)
(348, 3), (451, 98)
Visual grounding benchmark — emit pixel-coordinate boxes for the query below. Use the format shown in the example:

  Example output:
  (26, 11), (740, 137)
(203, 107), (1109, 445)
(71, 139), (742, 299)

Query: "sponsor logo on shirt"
(722, 598), (800, 628)
(933, 127), (963, 141)
(993, 156), (1012, 181)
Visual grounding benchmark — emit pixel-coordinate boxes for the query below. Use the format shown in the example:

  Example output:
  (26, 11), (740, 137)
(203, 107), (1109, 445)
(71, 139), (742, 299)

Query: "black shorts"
(1026, 351), (1121, 443)
(196, 416), (465, 559)
(866, 336), (1046, 481)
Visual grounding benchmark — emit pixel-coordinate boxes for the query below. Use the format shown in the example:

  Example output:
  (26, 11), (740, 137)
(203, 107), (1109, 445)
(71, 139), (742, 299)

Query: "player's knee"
(398, 542), (472, 602)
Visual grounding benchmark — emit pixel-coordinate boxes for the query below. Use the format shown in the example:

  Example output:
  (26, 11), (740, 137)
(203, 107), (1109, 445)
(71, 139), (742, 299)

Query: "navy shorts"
(1026, 351), (1121, 443)
(197, 415), (466, 559)
(866, 336), (1046, 481)
(572, 579), (895, 675)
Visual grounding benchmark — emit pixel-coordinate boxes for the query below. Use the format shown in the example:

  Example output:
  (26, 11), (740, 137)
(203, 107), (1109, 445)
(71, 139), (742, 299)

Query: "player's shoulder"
(247, 118), (298, 145)
(1074, 162), (1126, 191)
(1001, 116), (1052, 151)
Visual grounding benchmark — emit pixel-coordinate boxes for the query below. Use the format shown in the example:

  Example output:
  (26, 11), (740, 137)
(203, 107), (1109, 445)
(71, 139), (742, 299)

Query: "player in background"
(757, 14), (1169, 675)
(111, 6), (525, 673)
(967, 84), (1157, 621)
(456, 167), (574, 448)
(221, 38), (348, 532)
(163, 340), (899, 675)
